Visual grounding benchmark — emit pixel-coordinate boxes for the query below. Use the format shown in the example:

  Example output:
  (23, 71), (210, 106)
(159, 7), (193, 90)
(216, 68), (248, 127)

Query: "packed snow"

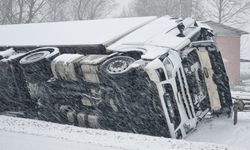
(0, 115), (238, 150)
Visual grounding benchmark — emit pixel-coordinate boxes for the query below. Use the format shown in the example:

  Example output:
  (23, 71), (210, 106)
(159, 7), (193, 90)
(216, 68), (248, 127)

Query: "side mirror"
(177, 23), (185, 37)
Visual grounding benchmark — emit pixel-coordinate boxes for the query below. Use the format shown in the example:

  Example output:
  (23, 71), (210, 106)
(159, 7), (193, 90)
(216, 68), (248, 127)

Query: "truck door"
(197, 48), (222, 112)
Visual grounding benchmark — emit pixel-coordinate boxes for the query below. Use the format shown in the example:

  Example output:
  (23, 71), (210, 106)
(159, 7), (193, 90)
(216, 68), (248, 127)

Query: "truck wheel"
(20, 51), (50, 64)
(100, 56), (135, 75)
(20, 47), (60, 84)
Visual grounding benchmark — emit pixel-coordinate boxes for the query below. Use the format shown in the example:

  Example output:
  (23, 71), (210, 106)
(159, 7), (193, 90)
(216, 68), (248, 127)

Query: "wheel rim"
(107, 60), (129, 73)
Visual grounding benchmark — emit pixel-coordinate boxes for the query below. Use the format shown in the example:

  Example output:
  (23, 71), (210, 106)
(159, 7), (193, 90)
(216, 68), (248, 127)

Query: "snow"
(241, 62), (250, 75)
(108, 16), (204, 51)
(0, 131), (118, 150)
(140, 46), (169, 60)
(0, 48), (15, 59)
(0, 115), (235, 150)
(187, 113), (250, 150)
(52, 54), (83, 64)
(108, 16), (179, 50)
(231, 91), (250, 99)
(241, 25), (250, 60)
(0, 17), (156, 47)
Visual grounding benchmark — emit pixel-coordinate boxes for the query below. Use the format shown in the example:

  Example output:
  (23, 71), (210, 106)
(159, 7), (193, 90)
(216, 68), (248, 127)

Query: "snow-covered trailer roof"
(0, 17), (156, 48)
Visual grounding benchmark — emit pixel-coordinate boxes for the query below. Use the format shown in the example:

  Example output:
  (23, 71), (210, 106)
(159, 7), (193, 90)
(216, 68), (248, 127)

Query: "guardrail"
(232, 97), (250, 125)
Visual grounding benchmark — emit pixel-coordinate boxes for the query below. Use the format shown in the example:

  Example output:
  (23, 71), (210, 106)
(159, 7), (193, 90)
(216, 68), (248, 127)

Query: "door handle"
(203, 67), (209, 78)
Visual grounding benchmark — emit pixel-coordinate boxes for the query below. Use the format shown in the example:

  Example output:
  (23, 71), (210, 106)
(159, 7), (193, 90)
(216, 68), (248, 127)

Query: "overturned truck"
(0, 16), (232, 138)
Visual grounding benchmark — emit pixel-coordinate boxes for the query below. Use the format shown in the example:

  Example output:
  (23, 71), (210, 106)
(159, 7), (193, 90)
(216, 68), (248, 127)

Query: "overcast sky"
(109, 0), (132, 17)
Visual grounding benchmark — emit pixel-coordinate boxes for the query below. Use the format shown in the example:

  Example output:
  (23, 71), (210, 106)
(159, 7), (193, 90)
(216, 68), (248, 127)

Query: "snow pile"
(0, 115), (232, 150)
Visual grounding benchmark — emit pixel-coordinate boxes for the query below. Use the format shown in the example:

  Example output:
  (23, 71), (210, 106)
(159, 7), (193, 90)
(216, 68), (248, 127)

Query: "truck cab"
(103, 17), (232, 138)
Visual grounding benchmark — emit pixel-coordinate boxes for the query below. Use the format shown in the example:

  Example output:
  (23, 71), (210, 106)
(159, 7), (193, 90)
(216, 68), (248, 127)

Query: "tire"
(100, 56), (135, 75)
(20, 51), (50, 65)
(20, 47), (60, 84)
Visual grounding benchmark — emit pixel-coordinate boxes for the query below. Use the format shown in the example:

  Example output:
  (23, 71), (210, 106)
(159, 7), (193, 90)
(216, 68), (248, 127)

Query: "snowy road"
(0, 130), (118, 150)
(187, 112), (250, 150)
(0, 116), (235, 150)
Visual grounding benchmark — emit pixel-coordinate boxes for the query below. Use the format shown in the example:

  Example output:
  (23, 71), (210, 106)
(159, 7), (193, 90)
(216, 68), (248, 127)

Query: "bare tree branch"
(72, 0), (116, 20)
(204, 0), (250, 25)
(122, 0), (192, 18)
(0, 0), (47, 24)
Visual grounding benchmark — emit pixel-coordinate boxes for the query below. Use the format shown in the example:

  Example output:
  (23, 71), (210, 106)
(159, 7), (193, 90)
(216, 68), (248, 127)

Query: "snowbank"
(0, 115), (232, 150)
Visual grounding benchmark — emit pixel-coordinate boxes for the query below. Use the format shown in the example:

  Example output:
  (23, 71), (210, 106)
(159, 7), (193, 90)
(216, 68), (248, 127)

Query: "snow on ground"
(0, 115), (233, 150)
(0, 131), (118, 150)
(186, 88), (250, 150)
(231, 91), (250, 99)
(241, 62), (250, 76)
(187, 113), (250, 150)
(1, 92), (250, 150)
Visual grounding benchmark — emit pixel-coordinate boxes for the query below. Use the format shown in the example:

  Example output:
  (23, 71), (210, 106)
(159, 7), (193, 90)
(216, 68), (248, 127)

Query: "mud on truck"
(0, 16), (232, 139)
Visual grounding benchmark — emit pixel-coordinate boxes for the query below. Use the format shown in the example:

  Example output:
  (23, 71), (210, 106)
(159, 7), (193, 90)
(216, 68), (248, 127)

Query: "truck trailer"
(0, 16), (232, 139)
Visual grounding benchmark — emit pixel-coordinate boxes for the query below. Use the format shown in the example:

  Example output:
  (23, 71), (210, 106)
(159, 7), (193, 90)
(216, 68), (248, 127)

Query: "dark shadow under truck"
(0, 16), (232, 139)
